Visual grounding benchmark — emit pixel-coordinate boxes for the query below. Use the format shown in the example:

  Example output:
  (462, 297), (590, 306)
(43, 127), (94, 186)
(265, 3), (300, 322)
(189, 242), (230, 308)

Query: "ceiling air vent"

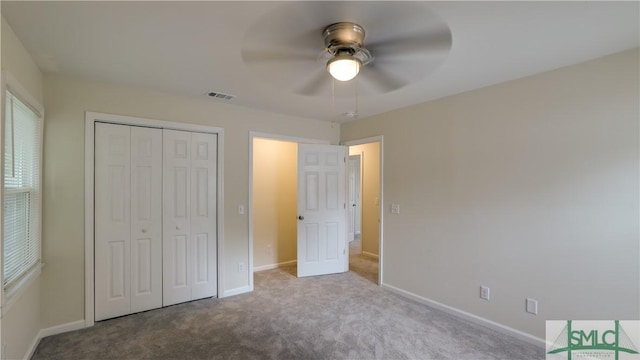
(207, 91), (235, 101)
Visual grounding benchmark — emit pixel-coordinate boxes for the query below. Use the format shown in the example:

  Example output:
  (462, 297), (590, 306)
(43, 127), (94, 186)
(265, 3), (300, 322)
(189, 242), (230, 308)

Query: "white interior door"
(297, 144), (348, 277)
(189, 132), (217, 300)
(163, 129), (192, 306)
(130, 126), (163, 313)
(95, 123), (131, 321)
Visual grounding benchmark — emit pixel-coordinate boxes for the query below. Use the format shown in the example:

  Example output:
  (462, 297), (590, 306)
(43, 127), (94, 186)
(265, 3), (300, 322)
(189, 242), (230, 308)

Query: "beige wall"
(252, 138), (297, 269)
(1, 17), (43, 104)
(349, 142), (380, 256)
(41, 74), (338, 328)
(341, 49), (640, 339)
(1, 16), (44, 360)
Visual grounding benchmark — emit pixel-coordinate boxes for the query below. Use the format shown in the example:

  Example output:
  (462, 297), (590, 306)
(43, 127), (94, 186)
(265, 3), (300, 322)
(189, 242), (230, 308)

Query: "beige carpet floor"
(32, 251), (543, 359)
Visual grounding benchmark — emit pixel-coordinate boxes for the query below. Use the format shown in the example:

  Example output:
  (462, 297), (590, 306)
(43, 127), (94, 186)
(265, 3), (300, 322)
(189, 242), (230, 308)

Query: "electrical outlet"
(238, 205), (245, 215)
(480, 286), (490, 300)
(238, 262), (245, 273)
(526, 298), (538, 314)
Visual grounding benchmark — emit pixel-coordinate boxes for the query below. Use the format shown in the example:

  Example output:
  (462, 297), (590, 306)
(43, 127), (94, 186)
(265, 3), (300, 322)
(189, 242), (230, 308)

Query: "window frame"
(0, 70), (45, 313)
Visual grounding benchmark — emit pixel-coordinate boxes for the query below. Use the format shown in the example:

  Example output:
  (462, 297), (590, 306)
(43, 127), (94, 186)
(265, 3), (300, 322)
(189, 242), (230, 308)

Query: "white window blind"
(3, 89), (42, 289)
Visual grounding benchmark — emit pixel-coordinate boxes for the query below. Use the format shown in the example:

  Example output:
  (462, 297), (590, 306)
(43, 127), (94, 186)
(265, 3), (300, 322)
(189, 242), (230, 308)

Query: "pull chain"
(355, 76), (359, 117)
(332, 77), (335, 114)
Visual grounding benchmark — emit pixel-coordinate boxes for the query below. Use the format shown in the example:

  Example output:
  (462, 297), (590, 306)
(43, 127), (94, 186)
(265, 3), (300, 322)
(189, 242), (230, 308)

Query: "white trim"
(361, 251), (379, 260)
(222, 285), (251, 298)
(1, 263), (43, 316)
(342, 136), (384, 286)
(84, 111), (225, 326)
(22, 331), (40, 360)
(1, 71), (44, 116)
(381, 283), (546, 348)
(253, 260), (297, 272)
(84, 113), (95, 328)
(249, 131), (331, 145)
(22, 320), (86, 360)
(39, 320), (86, 339)
(87, 111), (224, 134)
(248, 131), (330, 290)
(216, 130), (225, 302)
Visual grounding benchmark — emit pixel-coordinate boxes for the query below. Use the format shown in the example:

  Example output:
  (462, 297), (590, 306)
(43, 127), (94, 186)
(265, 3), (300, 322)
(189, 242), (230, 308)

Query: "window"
(3, 88), (42, 292)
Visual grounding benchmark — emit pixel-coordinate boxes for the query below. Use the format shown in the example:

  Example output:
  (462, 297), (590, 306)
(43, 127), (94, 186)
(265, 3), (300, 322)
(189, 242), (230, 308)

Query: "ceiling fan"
(241, 2), (452, 97)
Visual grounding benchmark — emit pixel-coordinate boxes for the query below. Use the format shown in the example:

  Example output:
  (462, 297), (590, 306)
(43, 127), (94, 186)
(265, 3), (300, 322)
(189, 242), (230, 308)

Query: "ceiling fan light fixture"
(327, 55), (361, 81)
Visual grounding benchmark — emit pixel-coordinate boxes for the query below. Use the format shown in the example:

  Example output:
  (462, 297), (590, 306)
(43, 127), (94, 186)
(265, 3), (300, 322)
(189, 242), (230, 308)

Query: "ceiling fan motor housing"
(323, 22), (365, 53)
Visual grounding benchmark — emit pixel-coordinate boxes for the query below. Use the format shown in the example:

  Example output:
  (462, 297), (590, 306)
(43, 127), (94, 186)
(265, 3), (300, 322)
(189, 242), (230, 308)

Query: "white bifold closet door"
(162, 129), (217, 306)
(95, 123), (163, 321)
(95, 124), (217, 321)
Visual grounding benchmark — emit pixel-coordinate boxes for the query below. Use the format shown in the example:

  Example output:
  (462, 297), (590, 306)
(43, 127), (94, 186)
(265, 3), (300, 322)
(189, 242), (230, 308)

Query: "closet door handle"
(141, 229), (147, 233)
(298, 215), (304, 221)
(176, 226), (180, 230)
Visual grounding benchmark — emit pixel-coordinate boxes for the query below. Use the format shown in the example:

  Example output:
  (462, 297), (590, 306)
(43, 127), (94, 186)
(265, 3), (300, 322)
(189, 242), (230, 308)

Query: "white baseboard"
(253, 260), (296, 272)
(23, 332), (40, 360)
(23, 320), (86, 360)
(381, 283), (545, 348)
(39, 319), (86, 338)
(361, 251), (379, 260)
(222, 285), (251, 298)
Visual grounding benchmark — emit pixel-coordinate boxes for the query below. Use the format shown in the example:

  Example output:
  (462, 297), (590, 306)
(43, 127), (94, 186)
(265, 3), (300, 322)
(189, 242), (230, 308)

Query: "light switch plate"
(526, 298), (538, 314)
(480, 286), (490, 300)
(391, 204), (400, 214)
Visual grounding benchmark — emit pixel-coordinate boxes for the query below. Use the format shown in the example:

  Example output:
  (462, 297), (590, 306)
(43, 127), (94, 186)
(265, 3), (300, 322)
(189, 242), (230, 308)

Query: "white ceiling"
(2, 1), (638, 123)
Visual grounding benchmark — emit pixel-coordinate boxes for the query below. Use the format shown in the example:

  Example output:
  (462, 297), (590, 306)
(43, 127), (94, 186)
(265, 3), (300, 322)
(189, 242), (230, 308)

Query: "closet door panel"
(130, 127), (163, 313)
(190, 133), (217, 300)
(95, 123), (132, 321)
(163, 129), (192, 306)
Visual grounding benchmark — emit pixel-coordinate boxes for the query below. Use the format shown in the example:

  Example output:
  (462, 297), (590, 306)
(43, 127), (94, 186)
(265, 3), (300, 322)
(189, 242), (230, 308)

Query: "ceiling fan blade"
(295, 69), (329, 96)
(366, 28), (453, 58)
(242, 48), (319, 64)
(358, 63), (408, 94)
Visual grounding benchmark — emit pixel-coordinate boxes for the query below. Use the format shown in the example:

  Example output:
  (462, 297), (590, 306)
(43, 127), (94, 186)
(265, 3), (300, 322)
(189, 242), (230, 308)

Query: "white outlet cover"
(526, 298), (538, 314)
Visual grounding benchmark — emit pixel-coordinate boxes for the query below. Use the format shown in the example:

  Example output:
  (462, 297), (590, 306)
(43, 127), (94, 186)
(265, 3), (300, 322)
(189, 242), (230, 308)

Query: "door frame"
(342, 136), (384, 286)
(248, 132), (329, 290)
(348, 154), (362, 242)
(84, 111), (225, 328)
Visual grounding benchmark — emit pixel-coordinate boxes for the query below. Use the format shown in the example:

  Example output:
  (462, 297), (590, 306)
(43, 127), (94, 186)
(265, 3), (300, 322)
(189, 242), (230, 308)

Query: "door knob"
(141, 229), (147, 233)
(176, 226), (180, 230)
(298, 215), (304, 221)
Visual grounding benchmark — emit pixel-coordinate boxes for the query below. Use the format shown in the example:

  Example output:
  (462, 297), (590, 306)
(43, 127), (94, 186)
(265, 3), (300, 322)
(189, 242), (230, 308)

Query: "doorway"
(249, 133), (383, 286)
(348, 155), (361, 245)
(345, 140), (382, 285)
